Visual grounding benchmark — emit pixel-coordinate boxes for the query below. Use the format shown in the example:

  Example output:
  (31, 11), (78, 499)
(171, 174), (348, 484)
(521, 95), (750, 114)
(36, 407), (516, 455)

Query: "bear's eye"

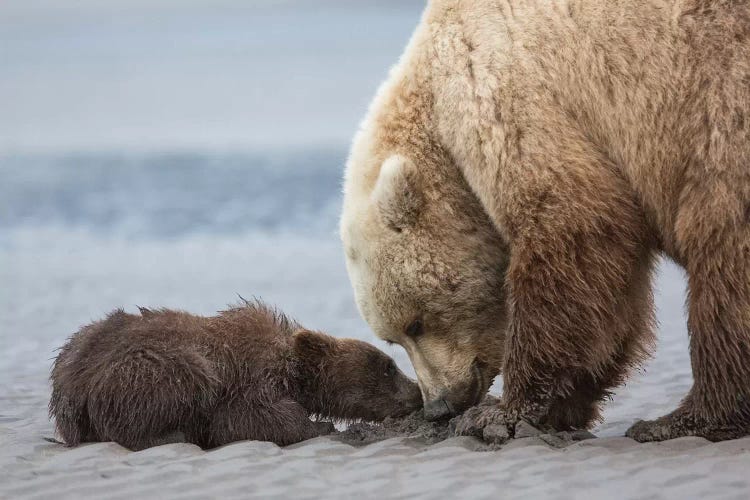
(385, 361), (397, 377)
(405, 319), (424, 338)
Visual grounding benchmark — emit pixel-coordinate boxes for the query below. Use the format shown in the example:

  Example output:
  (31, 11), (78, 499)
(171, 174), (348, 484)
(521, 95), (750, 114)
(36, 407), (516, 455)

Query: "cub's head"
(341, 153), (509, 420)
(293, 329), (422, 421)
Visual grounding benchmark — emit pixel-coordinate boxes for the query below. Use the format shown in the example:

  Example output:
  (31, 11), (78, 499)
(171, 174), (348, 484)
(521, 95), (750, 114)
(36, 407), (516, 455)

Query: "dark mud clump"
(334, 395), (501, 447)
(333, 394), (597, 449)
(334, 409), (453, 446)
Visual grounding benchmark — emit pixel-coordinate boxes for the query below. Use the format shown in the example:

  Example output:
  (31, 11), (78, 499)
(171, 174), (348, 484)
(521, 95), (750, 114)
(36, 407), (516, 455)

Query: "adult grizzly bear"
(340, 0), (750, 442)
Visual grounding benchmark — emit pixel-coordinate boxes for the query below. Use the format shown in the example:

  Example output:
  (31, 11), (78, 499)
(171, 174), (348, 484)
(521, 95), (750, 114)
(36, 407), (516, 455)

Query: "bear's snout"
(424, 397), (454, 421)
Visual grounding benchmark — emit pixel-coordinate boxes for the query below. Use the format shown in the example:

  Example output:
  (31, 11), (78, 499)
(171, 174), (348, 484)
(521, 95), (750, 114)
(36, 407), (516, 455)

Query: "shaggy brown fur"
(341, 0), (750, 442)
(49, 302), (421, 450)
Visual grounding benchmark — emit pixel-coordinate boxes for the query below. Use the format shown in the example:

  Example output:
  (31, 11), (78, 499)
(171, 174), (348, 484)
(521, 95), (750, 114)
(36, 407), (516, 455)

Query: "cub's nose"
(423, 397), (454, 421)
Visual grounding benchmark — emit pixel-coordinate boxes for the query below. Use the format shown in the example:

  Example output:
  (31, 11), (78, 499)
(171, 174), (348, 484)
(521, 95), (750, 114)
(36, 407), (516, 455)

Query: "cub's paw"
(312, 420), (336, 436)
(449, 405), (515, 445)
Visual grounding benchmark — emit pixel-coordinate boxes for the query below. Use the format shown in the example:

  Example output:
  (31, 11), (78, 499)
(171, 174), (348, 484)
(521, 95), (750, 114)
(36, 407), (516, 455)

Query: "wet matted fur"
(49, 301), (421, 450)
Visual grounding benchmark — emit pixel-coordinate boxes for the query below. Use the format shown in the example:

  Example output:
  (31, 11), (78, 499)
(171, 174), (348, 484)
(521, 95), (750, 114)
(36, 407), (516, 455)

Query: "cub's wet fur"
(49, 301), (421, 450)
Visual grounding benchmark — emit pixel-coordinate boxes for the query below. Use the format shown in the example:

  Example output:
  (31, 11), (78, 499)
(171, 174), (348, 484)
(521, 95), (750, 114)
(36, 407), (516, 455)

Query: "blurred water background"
(1, 0), (692, 437)
(1, 1), (424, 381)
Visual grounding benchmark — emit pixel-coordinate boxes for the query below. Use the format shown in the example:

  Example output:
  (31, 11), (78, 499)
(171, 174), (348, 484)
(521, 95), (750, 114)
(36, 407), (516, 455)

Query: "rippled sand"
(3, 232), (750, 499)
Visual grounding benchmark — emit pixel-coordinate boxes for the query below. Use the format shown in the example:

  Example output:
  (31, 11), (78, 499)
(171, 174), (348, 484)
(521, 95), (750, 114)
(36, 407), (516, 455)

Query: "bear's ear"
(371, 155), (423, 232)
(292, 329), (338, 358)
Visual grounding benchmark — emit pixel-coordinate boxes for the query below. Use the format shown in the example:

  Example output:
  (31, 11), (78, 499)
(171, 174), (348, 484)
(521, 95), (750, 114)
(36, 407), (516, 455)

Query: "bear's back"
(201, 304), (300, 395)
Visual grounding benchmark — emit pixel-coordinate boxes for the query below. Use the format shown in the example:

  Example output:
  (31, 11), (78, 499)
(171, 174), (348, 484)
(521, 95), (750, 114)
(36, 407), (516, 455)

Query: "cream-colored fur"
(342, 0), (750, 441)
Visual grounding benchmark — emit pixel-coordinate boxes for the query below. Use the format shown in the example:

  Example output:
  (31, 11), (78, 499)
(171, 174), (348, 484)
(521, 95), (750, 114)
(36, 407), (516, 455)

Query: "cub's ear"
(371, 155), (423, 232)
(292, 329), (338, 357)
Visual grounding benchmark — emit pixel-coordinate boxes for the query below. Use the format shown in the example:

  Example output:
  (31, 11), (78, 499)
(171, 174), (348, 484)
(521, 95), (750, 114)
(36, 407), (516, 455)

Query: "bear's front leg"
(454, 140), (655, 443)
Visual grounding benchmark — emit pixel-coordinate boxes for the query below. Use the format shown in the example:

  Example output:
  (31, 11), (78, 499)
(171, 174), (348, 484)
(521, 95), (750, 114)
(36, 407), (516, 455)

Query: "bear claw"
(482, 423), (511, 444)
(450, 404), (515, 442)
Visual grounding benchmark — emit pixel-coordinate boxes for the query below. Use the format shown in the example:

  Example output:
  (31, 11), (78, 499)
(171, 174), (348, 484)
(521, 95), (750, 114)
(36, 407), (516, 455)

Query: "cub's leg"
(454, 136), (654, 439)
(199, 397), (334, 448)
(628, 176), (750, 442)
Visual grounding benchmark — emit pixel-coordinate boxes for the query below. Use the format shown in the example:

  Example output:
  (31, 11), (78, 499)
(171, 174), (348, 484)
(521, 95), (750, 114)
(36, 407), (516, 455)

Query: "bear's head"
(293, 329), (423, 421)
(341, 151), (510, 421)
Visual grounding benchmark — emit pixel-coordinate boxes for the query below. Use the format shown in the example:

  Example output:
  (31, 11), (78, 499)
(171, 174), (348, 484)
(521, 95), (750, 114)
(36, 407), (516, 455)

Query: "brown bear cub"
(49, 301), (422, 450)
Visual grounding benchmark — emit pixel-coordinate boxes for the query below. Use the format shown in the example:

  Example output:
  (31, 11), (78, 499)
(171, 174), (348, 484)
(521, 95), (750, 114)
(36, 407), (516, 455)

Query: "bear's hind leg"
(628, 178), (750, 442)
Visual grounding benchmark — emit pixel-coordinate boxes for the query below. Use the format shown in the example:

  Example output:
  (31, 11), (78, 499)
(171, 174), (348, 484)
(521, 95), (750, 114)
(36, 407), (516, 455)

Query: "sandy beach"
(3, 1), (750, 498)
(3, 231), (750, 500)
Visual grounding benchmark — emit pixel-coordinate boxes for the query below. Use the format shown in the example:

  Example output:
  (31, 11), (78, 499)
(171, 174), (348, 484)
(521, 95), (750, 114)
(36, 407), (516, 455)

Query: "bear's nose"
(423, 397), (454, 421)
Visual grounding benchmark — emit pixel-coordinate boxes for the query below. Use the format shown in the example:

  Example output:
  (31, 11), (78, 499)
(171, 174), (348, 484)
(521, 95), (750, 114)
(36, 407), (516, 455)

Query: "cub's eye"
(385, 361), (397, 377)
(405, 319), (424, 338)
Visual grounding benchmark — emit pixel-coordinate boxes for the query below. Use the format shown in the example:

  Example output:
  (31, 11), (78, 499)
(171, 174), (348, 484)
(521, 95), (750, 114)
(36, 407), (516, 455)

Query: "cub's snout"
(331, 338), (424, 421)
(393, 371), (424, 417)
